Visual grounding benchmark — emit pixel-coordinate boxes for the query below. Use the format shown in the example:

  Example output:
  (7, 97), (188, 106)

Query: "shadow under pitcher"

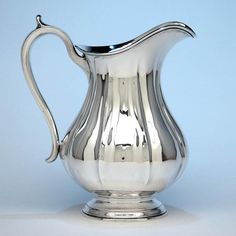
(21, 15), (195, 220)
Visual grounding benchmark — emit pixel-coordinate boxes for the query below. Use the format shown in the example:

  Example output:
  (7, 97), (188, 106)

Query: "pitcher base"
(82, 192), (167, 219)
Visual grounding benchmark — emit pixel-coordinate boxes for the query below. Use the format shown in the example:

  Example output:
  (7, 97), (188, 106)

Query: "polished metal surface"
(83, 191), (167, 219)
(21, 15), (195, 219)
(21, 15), (89, 162)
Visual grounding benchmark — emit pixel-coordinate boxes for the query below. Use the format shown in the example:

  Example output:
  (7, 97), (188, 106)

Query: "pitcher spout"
(76, 21), (195, 77)
(77, 21), (195, 55)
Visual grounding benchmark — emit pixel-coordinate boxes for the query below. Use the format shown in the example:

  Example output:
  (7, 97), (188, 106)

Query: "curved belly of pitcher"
(60, 71), (187, 194)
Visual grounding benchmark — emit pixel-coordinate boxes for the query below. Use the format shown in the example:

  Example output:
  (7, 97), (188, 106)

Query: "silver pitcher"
(21, 15), (195, 219)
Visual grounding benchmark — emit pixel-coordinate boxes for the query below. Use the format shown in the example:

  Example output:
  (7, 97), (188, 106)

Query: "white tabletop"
(1, 202), (235, 236)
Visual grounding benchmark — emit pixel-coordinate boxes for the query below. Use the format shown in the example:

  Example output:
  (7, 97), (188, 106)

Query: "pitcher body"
(22, 16), (195, 219)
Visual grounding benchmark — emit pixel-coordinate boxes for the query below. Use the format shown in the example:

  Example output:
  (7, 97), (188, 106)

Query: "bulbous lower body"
(60, 72), (187, 219)
(62, 157), (186, 219)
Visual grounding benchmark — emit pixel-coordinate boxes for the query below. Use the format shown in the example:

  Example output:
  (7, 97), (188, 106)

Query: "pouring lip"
(76, 21), (196, 56)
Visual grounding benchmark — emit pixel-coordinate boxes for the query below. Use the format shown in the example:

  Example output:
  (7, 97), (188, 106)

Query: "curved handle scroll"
(21, 15), (89, 162)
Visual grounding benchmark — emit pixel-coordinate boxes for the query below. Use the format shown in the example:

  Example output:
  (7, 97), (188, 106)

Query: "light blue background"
(0, 0), (236, 235)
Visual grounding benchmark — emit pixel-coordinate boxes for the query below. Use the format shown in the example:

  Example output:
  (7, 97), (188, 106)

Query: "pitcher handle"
(21, 15), (88, 162)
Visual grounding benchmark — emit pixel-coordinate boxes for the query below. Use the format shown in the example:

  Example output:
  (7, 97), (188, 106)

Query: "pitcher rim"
(76, 21), (196, 56)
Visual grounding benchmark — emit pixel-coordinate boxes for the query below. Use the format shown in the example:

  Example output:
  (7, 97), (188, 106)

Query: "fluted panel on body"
(71, 74), (105, 161)
(97, 74), (150, 163)
(147, 71), (177, 161)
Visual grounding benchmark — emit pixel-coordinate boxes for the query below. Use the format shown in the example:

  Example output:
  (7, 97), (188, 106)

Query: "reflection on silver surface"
(21, 15), (195, 219)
